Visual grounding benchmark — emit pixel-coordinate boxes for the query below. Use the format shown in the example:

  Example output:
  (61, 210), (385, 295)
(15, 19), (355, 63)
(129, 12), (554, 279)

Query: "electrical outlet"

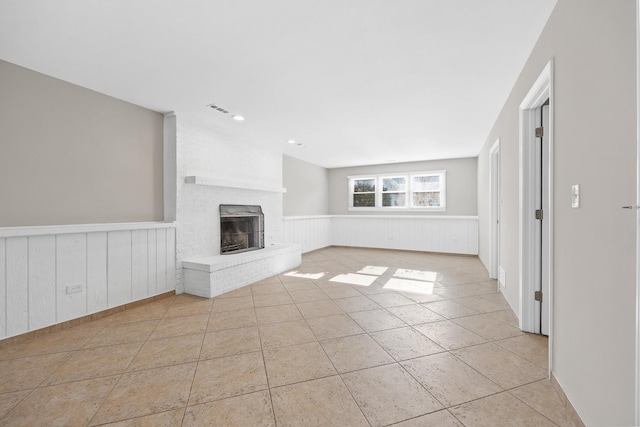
(66, 284), (83, 294)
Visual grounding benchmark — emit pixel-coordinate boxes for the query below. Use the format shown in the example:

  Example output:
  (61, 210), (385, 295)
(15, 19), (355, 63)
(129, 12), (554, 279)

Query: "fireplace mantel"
(184, 176), (287, 193)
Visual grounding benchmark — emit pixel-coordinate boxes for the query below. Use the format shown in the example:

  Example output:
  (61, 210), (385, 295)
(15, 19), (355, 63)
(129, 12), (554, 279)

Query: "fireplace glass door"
(219, 205), (264, 254)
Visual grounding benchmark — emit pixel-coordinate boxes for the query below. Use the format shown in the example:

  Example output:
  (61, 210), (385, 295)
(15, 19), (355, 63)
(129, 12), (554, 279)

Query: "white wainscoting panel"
(87, 232), (108, 314)
(148, 230), (158, 296)
(157, 228), (168, 292)
(0, 222), (176, 340)
(331, 215), (478, 255)
(57, 233), (88, 323)
(132, 230), (149, 301)
(6, 237), (28, 337)
(167, 229), (176, 294)
(282, 216), (332, 253)
(0, 239), (6, 339)
(28, 235), (56, 330)
(282, 215), (478, 255)
(107, 231), (133, 308)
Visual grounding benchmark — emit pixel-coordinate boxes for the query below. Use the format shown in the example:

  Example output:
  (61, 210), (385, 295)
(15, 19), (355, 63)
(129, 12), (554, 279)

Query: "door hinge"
(534, 291), (543, 302)
(535, 127), (544, 138)
(535, 209), (543, 220)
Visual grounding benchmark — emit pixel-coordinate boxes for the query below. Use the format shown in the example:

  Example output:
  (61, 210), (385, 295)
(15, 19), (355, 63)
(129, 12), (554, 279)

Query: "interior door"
(541, 102), (550, 336)
(490, 141), (500, 280)
(534, 101), (550, 336)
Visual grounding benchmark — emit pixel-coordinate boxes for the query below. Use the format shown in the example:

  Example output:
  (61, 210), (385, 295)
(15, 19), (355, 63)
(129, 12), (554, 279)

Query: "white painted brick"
(183, 244), (301, 298)
(174, 111), (286, 293)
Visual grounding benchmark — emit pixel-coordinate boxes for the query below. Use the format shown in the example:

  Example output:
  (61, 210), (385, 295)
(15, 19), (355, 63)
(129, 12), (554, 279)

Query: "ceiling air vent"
(208, 104), (229, 114)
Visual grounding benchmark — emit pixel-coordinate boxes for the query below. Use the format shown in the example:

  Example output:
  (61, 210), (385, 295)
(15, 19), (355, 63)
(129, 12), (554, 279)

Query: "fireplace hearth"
(219, 204), (264, 254)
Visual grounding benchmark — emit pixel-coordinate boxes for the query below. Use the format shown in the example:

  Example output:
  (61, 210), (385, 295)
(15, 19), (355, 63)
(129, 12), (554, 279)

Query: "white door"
(534, 101), (550, 336)
(490, 140), (500, 280)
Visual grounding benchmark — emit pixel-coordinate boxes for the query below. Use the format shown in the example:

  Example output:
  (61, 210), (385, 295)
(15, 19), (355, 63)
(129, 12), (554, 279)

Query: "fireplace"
(219, 204), (265, 254)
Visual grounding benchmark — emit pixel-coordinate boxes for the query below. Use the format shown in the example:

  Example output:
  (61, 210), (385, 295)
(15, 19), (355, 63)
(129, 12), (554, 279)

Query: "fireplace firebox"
(219, 205), (264, 255)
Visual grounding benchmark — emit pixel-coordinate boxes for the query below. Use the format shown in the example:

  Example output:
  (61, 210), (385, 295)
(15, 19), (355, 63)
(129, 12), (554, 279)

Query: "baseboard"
(0, 290), (175, 349)
(550, 373), (586, 427)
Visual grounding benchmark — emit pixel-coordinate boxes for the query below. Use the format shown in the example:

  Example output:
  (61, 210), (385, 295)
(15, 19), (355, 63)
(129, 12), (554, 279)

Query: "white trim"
(519, 60), (554, 375)
(331, 215), (477, 220)
(163, 112), (177, 222)
(347, 170), (447, 210)
(346, 171), (446, 180)
(283, 213), (479, 220)
(183, 176), (287, 193)
(489, 138), (500, 280)
(347, 207), (447, 212)
(283, 215), (478, 221)
(0, 221), (176, 238)
(283, 215), (333, 221)
(635, 1), (640, 423)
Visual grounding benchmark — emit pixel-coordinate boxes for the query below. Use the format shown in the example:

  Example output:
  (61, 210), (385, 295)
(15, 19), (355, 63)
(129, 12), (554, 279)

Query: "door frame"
(635, 1), (640, 424)
(519, 60), (554, 371)
(489, 139), (501, 281)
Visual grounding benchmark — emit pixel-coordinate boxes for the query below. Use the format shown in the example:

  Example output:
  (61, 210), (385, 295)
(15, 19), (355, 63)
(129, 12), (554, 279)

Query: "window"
(348, 171), (446, 211)
(352, 178), (376, 207)
(411, 173), (443, 207)
(381, 176), (406, 207)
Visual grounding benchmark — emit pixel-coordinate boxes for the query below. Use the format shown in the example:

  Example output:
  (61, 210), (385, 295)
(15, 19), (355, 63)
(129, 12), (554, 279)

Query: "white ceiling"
(0, 0), (556, 169)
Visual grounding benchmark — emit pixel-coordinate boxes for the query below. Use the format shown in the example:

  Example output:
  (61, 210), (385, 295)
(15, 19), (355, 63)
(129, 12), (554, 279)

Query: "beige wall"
(283, 155), (329, 216)
(477, 0), (636, 424)
(328, 157), (477, 216)
(0, 60), (164, 226)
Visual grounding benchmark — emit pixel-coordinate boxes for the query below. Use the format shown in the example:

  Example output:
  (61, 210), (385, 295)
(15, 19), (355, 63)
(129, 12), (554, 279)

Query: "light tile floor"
(0, 247), (582, 426)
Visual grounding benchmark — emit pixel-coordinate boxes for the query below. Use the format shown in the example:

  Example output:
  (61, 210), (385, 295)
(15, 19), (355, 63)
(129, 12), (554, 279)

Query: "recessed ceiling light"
(287, 140), (296, 144)
(232, 115), (245, 121)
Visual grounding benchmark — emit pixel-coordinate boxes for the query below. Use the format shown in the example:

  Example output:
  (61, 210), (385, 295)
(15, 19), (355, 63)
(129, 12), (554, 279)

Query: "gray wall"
(283, 155), (329, 216)
(0, 60), (164, 227)
(328, 157), (477, 215)
(477, 0), (636, 424)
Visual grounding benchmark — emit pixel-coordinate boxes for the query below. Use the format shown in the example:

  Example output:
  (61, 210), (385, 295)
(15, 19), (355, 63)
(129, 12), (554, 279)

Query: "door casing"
(490, 138), (500, 281)
(519, 60), (553, 374)
(635, 1), (640, 424)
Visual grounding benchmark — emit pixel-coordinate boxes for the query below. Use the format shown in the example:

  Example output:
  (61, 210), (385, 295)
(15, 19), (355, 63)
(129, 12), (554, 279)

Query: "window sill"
(347, 207), (446, 212)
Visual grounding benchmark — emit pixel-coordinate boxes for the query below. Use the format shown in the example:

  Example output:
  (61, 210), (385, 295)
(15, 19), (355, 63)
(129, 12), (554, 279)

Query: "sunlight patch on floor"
(383, 277), (435, 294)
(284, 271), (326, 280)
(357, 266), (388, 276)
(329, 273), (377, 287)
(393, 268), (438, 282)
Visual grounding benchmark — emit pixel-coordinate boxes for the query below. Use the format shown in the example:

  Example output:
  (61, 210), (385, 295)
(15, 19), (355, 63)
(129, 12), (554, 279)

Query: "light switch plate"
(571, 184), (580, 208)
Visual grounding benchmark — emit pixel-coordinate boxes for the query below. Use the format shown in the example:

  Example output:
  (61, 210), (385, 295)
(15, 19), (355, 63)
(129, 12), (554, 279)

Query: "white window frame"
(350, 176), (377, 208)
(380, 175), (408, 208)
(348, 170), (446, 211)
(409, 171), (446, 210)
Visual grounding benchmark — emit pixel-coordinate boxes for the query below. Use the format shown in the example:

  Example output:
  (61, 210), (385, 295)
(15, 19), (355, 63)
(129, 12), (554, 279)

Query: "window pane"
(412, 175), (440, 191)
(354, 179), (375, 193)
(382, 193), (406, 207)
(353, 193), (375, 207)
(382, 177), (406, 192)
(413, 192), (440, 207)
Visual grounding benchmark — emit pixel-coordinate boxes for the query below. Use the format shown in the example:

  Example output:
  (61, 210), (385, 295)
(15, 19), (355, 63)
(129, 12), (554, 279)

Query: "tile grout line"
(1, 247), (550, 426)
(251, 277), (279, 427)
(86, 300), (175, 426)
